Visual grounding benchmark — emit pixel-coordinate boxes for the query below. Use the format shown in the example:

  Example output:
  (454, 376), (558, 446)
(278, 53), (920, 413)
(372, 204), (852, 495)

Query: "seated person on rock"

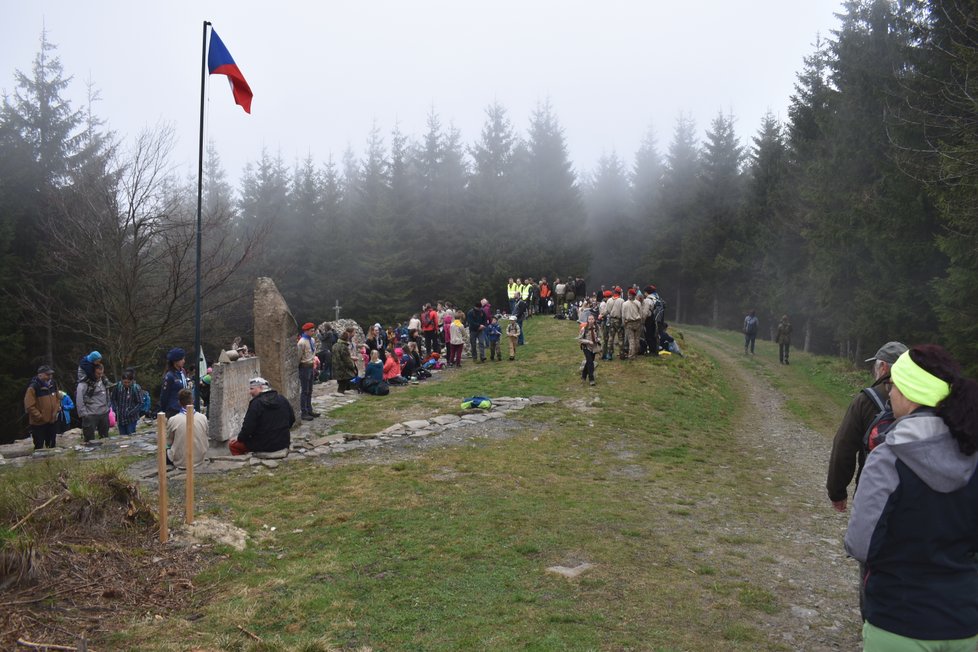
(166, 389), (209, 468)
(229, 377), (294, 456)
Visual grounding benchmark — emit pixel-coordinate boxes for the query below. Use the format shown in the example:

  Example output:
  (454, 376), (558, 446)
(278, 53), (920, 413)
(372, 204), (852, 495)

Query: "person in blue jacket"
(845, 344), (978, 651)
(158, 347), (188, 418)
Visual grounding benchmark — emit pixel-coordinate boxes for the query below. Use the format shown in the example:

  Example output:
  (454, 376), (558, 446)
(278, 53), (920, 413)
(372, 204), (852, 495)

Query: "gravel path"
(694, 333), (862, 650)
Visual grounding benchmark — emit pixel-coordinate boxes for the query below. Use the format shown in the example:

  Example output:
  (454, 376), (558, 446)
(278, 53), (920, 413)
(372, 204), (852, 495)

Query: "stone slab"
(431, 414), (460, 425)
(254, 449), (289, 460)
(546, 563), (594, 579)
(209, 357), (261, 442)
(0, 441), (35, 458)
(309, 434), (345, 447)
(403, 420), (431, 430)
(253, 277), (300, 419)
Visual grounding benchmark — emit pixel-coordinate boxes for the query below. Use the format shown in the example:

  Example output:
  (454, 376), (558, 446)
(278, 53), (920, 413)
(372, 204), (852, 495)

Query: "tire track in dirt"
(694, 332), (862, 651)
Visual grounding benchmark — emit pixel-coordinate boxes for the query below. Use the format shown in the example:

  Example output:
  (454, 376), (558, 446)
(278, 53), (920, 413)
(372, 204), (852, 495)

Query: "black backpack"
(861, 387), (895, 452)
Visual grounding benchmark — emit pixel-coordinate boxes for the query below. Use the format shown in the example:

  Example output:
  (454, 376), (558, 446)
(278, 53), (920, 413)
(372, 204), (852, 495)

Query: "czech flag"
(207, 29), (253, 114)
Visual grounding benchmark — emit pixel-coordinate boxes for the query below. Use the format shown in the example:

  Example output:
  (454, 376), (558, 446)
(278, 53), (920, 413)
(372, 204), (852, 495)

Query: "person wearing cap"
(77, 350), (102, 383)
(159, 347), (188, 418)
(845, 344), (978, 650)
(229, 377), (294, 455)
(505, 315), (521, 361)
(76, 362), (111, 442)
(603, 288), (624, 360)
(297, 322), (319, 421)
(826, 341), (908, 512)
(25, 365), (60, 450)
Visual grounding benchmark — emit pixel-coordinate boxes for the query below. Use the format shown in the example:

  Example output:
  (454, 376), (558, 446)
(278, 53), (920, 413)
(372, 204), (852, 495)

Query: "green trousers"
(863, 621), (978, 652)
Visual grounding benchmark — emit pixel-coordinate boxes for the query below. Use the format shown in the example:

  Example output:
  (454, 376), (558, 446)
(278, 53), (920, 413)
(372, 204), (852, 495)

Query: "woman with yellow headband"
(845, 344), (978, 651)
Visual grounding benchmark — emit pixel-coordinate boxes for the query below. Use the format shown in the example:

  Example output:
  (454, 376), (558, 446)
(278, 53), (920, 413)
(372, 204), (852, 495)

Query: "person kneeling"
(229, 377), (294, 455)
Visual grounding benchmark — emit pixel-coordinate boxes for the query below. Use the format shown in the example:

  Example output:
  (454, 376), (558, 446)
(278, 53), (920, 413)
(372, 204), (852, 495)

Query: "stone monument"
(253, 277), (300, 419)
(208, 357), (261, 442)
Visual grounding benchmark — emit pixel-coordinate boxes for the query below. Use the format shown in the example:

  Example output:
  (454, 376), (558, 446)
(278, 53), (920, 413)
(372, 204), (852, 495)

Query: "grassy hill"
(3, 318), (869, 651)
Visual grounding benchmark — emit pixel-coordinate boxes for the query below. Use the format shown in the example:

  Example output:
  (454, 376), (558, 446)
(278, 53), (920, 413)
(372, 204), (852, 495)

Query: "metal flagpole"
(194, 20), (211, 412)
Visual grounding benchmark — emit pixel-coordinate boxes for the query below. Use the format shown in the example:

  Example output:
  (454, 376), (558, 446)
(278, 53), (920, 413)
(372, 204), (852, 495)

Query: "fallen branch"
(0, 581), (100, 607)
(16, 638), (80, 650)
(236, 624), (262, 642)
(11, 494), (64, 532)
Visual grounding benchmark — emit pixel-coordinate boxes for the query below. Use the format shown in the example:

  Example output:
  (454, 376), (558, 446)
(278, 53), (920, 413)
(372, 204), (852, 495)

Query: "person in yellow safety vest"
(507, 278), (519, 313)
(521, 278), (534, 317)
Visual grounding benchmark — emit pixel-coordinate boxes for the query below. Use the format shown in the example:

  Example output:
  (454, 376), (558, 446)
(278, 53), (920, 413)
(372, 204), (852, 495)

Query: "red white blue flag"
(207, 29), (253, 114)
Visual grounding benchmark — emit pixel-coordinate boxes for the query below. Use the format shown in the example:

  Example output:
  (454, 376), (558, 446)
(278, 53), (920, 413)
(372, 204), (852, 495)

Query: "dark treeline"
(2, 0), (977, 440)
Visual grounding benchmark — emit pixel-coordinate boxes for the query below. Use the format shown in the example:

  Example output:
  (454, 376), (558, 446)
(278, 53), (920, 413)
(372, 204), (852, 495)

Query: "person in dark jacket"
(826, 341), (908, 512)
(159, 347), (188, 418)
(229, 377), (294, 455)
(743, 310), (759, 354)
(331, 330), (358, 394)
(25, 365), (60, 449)
(775, 315), (792, 364)
(845, 344), (978, 650)
(466, 302), (487, 362)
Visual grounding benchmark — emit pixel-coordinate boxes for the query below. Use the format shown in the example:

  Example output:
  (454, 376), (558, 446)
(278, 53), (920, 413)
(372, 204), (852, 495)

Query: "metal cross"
(333, 299), (342, 321)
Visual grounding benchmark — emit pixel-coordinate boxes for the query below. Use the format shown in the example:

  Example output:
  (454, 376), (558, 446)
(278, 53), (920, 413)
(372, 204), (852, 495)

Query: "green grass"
(5, 319), (867, 650)
(681, 324), (868, 434)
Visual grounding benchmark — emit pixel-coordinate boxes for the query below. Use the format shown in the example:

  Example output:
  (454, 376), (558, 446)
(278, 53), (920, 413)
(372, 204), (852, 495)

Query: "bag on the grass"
(461, 396), (492, 410)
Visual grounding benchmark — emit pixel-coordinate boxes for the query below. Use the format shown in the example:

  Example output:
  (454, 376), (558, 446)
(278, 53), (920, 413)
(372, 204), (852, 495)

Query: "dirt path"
(694, 332), (862, 650)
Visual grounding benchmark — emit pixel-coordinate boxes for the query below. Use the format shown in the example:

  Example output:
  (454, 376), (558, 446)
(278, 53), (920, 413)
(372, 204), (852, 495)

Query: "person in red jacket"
(420, 303), (439, 357)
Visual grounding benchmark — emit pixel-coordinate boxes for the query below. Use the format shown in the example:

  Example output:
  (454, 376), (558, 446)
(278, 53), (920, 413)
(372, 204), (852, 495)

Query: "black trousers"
(423, 331), (438, 356)
(581, 349), (595, 382)
(31, 422), (58, 449)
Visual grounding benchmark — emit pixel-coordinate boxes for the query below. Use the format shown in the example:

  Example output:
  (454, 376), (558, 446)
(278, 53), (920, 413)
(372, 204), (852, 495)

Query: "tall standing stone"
(253, 277), (300, 419)
(209, 357), (261, 442)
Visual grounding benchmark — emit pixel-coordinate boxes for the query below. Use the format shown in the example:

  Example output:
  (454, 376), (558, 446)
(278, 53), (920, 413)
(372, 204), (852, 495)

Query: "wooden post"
(156, 412), (168, 543)
(185, 404), (195, 525)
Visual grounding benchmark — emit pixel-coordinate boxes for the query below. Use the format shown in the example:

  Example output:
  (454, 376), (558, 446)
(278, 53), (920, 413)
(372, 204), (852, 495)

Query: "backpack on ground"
(861, 387), (895, 452)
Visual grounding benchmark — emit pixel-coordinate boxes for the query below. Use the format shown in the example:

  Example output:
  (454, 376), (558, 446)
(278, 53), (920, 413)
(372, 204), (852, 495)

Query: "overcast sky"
(2, 1), (844, 185)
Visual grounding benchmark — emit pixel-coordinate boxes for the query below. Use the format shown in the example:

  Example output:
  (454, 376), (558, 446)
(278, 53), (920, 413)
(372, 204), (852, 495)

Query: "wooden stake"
(185, 404), (195, 525)
(156, 412), (168, 543)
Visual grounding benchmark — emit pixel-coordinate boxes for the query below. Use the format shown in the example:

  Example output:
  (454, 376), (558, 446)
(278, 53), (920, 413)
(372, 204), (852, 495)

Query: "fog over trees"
(1, 0), (976, 437)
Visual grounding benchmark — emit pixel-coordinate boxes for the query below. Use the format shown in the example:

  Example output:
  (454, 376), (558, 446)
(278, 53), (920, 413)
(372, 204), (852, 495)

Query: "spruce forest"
(1, 0), (976, 438)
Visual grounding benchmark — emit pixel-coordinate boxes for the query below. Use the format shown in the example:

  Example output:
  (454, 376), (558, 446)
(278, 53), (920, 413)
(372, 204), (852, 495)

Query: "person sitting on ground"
(399, 346), (418, 379)
(658, 323), (685, 357)
(361, 350), (390, 395)
(229, 377), (294, 455)
(166, 389), (209, 468)
(331, 330), (358, 394)
(384, 348), (408, 385)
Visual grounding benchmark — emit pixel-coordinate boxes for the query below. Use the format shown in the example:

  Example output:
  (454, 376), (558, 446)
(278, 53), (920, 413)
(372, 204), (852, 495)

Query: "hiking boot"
(301, 413), (314, 421)
(309, 412), (321, 418)
(589, 380), (596, 386)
